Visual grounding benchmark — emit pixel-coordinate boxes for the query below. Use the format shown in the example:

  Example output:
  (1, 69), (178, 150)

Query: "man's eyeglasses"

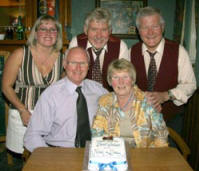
(67, 61), (88, 67)
(38, 27), (57, 33)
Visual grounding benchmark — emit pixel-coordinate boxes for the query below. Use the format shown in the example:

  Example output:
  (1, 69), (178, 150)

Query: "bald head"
(64, 47), (89, 85)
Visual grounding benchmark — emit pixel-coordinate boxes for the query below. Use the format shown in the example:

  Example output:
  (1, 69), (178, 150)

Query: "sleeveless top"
(12, 46), (64, 110)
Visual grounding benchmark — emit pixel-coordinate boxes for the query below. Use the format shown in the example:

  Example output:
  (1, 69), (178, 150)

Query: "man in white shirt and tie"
(129, 6), (196, 142)
(24, 47), (108, 152)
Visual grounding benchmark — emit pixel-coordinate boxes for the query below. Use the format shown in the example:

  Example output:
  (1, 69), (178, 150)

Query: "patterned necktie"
(75, 87), (91, 148)
(92, 49), (103, 83)
(147, 51), (157, 91)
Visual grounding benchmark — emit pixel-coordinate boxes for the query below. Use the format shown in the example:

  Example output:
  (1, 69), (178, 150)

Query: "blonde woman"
(92, 59), (168, 148)
(2, 15), (64, 154)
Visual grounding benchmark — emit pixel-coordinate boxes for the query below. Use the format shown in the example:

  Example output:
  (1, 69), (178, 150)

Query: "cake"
(88, 137), (128, 171)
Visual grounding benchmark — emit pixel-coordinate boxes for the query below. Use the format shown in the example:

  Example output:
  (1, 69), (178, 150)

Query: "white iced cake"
(88, 137), (128, 171)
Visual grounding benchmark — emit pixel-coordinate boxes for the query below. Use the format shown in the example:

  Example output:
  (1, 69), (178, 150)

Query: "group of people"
(2, 6), (196, 156)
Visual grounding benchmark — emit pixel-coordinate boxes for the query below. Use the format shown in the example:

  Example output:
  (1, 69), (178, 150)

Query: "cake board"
(82, 141), (132, 171)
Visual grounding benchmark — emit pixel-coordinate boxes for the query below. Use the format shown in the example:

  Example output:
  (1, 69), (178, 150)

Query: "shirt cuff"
(168, 90), (175, 101)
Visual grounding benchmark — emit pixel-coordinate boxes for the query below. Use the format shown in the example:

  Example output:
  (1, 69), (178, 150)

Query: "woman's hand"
(19, 109), (31, 126)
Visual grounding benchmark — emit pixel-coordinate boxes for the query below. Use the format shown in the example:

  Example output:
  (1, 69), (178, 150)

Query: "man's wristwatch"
(168, 90), (175, 100)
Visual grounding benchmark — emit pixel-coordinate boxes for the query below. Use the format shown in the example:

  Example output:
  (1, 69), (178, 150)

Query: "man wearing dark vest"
(130, 7), (196, 138)
(69, 7), (129, 91)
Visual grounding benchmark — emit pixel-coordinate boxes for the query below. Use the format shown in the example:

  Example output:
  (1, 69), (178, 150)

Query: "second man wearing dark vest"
(130, 7), (196, 138)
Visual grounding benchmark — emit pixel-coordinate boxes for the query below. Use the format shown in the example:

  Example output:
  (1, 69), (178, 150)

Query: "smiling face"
(36, 20), (57, 48)
(111, 70), (133, 98)
(138, 14), (164, 51)
(84, 20), (111, 50)
(64, 48), (89, 85)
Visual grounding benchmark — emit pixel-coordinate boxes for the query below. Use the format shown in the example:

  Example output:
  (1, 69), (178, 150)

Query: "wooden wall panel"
(0, 0), (25, 7)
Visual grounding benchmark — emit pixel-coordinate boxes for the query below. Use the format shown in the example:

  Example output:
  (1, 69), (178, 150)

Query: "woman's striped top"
(12, 45), (64, 110)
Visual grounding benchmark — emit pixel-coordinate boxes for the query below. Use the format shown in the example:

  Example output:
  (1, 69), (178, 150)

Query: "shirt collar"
(142, 38), (165, 56)
(64, 77), (85, 94)
(86, 41), (108, 52)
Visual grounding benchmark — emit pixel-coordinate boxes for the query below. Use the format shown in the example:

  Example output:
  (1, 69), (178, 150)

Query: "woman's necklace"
(118, 92), (134, 117)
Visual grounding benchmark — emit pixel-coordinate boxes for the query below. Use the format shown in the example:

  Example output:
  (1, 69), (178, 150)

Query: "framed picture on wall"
(96, 0), (147, 39)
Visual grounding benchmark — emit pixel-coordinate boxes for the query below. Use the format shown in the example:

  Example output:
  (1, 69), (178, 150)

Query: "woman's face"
(36, 20), (57, 48)
(111, 70), (133, 97)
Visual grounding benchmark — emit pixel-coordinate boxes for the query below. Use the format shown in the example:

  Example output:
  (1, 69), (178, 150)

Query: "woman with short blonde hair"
(92, 59), (168, 148)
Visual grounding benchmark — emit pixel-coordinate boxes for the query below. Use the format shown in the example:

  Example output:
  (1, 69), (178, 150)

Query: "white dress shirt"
(69, 36), (130, 70)
(129, 38), (196, 106)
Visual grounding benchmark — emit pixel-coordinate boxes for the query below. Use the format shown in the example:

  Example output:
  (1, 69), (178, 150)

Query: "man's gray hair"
(136, 6), (165, 29)
(84, 7), (112, 33)
(65, 47), (90, 63)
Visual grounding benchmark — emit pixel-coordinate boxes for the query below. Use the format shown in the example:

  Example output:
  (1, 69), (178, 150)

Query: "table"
(23, 147), (193, 171)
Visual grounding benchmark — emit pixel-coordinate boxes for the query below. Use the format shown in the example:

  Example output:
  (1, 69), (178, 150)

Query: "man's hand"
(145, 91), (170, 112)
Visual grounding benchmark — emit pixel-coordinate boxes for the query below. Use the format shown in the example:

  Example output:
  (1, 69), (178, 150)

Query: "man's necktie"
(147, 51), (157, 91)
(92, 49), (103, 83)
(75, 87), (91, 148)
